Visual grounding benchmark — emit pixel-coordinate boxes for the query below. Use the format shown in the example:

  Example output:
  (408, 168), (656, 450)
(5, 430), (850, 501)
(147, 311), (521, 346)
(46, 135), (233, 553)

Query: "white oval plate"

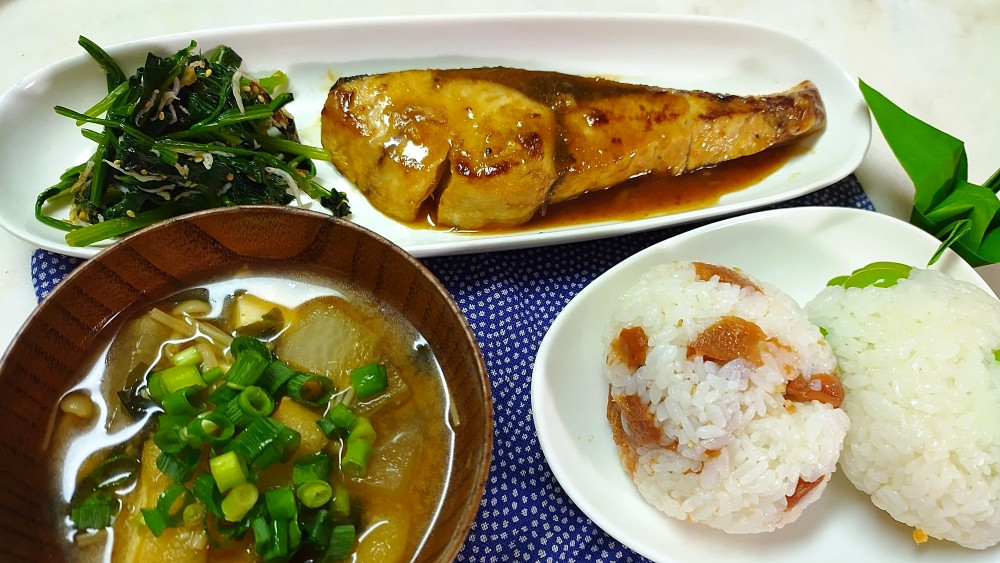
(532, 206), (997, 563)
(0, 14), (870, 258)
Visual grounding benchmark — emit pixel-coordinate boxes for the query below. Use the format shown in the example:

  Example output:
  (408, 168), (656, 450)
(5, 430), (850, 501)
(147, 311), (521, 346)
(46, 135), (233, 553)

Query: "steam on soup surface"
(49, 272), (456, 562)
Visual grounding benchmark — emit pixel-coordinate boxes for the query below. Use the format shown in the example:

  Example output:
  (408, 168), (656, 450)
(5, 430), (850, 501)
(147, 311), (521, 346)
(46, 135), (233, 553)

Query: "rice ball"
(604, 261), (849, 533)
(806, 268), (1000, 549)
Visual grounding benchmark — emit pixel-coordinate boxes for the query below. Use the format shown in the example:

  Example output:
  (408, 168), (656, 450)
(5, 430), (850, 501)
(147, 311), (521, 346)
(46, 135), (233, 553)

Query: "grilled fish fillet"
(321, 68), (825, 229)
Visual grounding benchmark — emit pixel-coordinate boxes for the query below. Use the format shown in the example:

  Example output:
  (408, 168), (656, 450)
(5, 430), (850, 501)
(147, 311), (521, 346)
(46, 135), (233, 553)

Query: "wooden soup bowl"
(0, 206), (492, 561)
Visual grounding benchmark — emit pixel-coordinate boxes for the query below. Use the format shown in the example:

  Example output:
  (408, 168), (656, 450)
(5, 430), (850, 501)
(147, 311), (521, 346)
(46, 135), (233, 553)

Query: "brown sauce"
(407, 143), (797, 232)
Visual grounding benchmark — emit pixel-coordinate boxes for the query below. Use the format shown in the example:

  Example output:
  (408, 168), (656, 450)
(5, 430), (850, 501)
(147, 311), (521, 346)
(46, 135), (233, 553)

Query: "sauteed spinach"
(37, 36), (349, 247)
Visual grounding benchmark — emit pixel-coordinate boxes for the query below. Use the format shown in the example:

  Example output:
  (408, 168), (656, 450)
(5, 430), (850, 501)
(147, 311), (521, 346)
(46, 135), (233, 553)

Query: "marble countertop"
(1, 0), (997, 351)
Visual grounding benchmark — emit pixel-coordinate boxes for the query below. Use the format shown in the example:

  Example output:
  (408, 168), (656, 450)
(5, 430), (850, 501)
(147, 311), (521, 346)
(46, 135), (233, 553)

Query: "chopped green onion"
(156, 447), (199, 483)
(251, 516), (271, 551)
(288, 517), (303, 550)
(305, 509), (332, 546)
(340, 439), (373, 478)
(70, 491), (117, 530)
(156, 483), (193, 526)
(209, 451), (248, 493)
(286, 372), (333, 406)
(297, 480), (333, 509)
(316, 417), (338, 438)
(326, 524), (356, 560)
(224, 393), (257, 428)
(995, 350), (1000, 362)
(292, 452), (331, 487)
(265, 486), (297, 520)
(158, 364), (207, 394)
(183, 503), (204, 526)
(141, 507), (168, 537)
(275, 424), (301, 461)
(153, 425), (186, 454)
(258, 360), (297, 395)
(170, 346), (203, 367)
(73, 452), (140, 497)
(229, 335), (271, 360)
(327, 403), (357, 429)
(348, 417), (376, 445)
(350, 363), (388, 399)
(225, 417), (279, 462)
(238, 386), (275, 418)
(209, 385), (240, 407)
(225, 349), (269, 390)
(192, 472), (223, 519)
(253, 444), (283, 470)
(330, 485), (350, 519)
(221, 483), (259, 522)
(188, 412), (235, 444)
(157, 414), (192, 432)
(161, 387), (200, 416)
(201, 366), (224, 385)
(265, 518), (290, 559)
(146, 373), (168, 402)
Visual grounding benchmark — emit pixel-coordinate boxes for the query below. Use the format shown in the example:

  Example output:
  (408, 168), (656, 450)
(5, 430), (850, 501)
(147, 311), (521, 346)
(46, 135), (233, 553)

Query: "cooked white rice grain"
(604, 261), (849, 533)
(806, 268), (1000, 549)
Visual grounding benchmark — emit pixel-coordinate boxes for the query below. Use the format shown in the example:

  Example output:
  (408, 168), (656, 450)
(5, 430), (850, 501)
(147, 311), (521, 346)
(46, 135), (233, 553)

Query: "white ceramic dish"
(0, 14), (870, 258)
(532, 206), (997, 563)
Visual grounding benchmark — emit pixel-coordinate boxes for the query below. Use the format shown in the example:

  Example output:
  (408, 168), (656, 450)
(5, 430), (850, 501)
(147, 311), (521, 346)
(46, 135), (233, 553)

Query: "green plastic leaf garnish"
(826, 275), (849, 287)
(826, 261), (913, 289)
(860, 80), (1000, 267)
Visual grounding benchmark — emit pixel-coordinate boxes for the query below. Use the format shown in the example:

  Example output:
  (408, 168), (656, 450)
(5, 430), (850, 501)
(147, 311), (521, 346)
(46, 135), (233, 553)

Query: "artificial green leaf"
(859, 79), (967, 212)
(861, 80), (1000, 266)
(987, 167), (1000, 194)
(929, 219), (971, 266)
(924, 181), (1000, 248)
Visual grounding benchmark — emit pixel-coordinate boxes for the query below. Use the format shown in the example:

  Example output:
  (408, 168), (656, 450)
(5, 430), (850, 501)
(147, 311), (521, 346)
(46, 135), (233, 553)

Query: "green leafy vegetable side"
(37, 36), (350, 247)
(859, 80), (1000, 267)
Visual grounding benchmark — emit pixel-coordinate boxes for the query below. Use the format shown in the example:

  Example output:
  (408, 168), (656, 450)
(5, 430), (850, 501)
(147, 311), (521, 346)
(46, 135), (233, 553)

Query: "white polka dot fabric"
(30, 177), (872, 561)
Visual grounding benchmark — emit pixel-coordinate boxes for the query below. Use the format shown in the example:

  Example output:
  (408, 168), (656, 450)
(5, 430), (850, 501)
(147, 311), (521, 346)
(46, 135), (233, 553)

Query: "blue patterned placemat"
(30, 177), (873, 561)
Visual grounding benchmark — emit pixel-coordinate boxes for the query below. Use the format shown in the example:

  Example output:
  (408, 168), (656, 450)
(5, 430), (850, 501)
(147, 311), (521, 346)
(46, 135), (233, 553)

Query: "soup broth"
(48, 271), (456, 562)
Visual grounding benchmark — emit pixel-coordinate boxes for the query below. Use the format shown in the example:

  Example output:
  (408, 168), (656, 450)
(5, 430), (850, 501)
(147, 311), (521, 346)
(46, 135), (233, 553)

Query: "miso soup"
(48, 271), (457, 562)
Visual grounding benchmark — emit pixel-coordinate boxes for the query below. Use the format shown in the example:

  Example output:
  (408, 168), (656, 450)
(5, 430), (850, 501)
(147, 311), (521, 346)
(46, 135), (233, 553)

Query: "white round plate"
(531, 206), (997, 563)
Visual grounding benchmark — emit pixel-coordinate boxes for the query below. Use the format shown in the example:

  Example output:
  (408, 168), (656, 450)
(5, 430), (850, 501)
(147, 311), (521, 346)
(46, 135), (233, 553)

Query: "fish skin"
(321, 68), (825, 229)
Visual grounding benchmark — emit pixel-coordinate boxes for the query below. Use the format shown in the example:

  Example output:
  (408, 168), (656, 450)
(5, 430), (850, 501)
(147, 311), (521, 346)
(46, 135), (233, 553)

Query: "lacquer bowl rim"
(0, 204), (493, 562)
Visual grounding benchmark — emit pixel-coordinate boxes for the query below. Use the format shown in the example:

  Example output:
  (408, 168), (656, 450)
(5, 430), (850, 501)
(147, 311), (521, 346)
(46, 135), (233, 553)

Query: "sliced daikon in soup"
(274, 296), (381, 386)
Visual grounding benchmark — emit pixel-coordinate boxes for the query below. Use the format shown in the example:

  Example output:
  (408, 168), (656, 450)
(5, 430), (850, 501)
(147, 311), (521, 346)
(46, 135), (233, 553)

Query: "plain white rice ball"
(806, 268), (1000, 549)
(604, 261), (849, 533)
